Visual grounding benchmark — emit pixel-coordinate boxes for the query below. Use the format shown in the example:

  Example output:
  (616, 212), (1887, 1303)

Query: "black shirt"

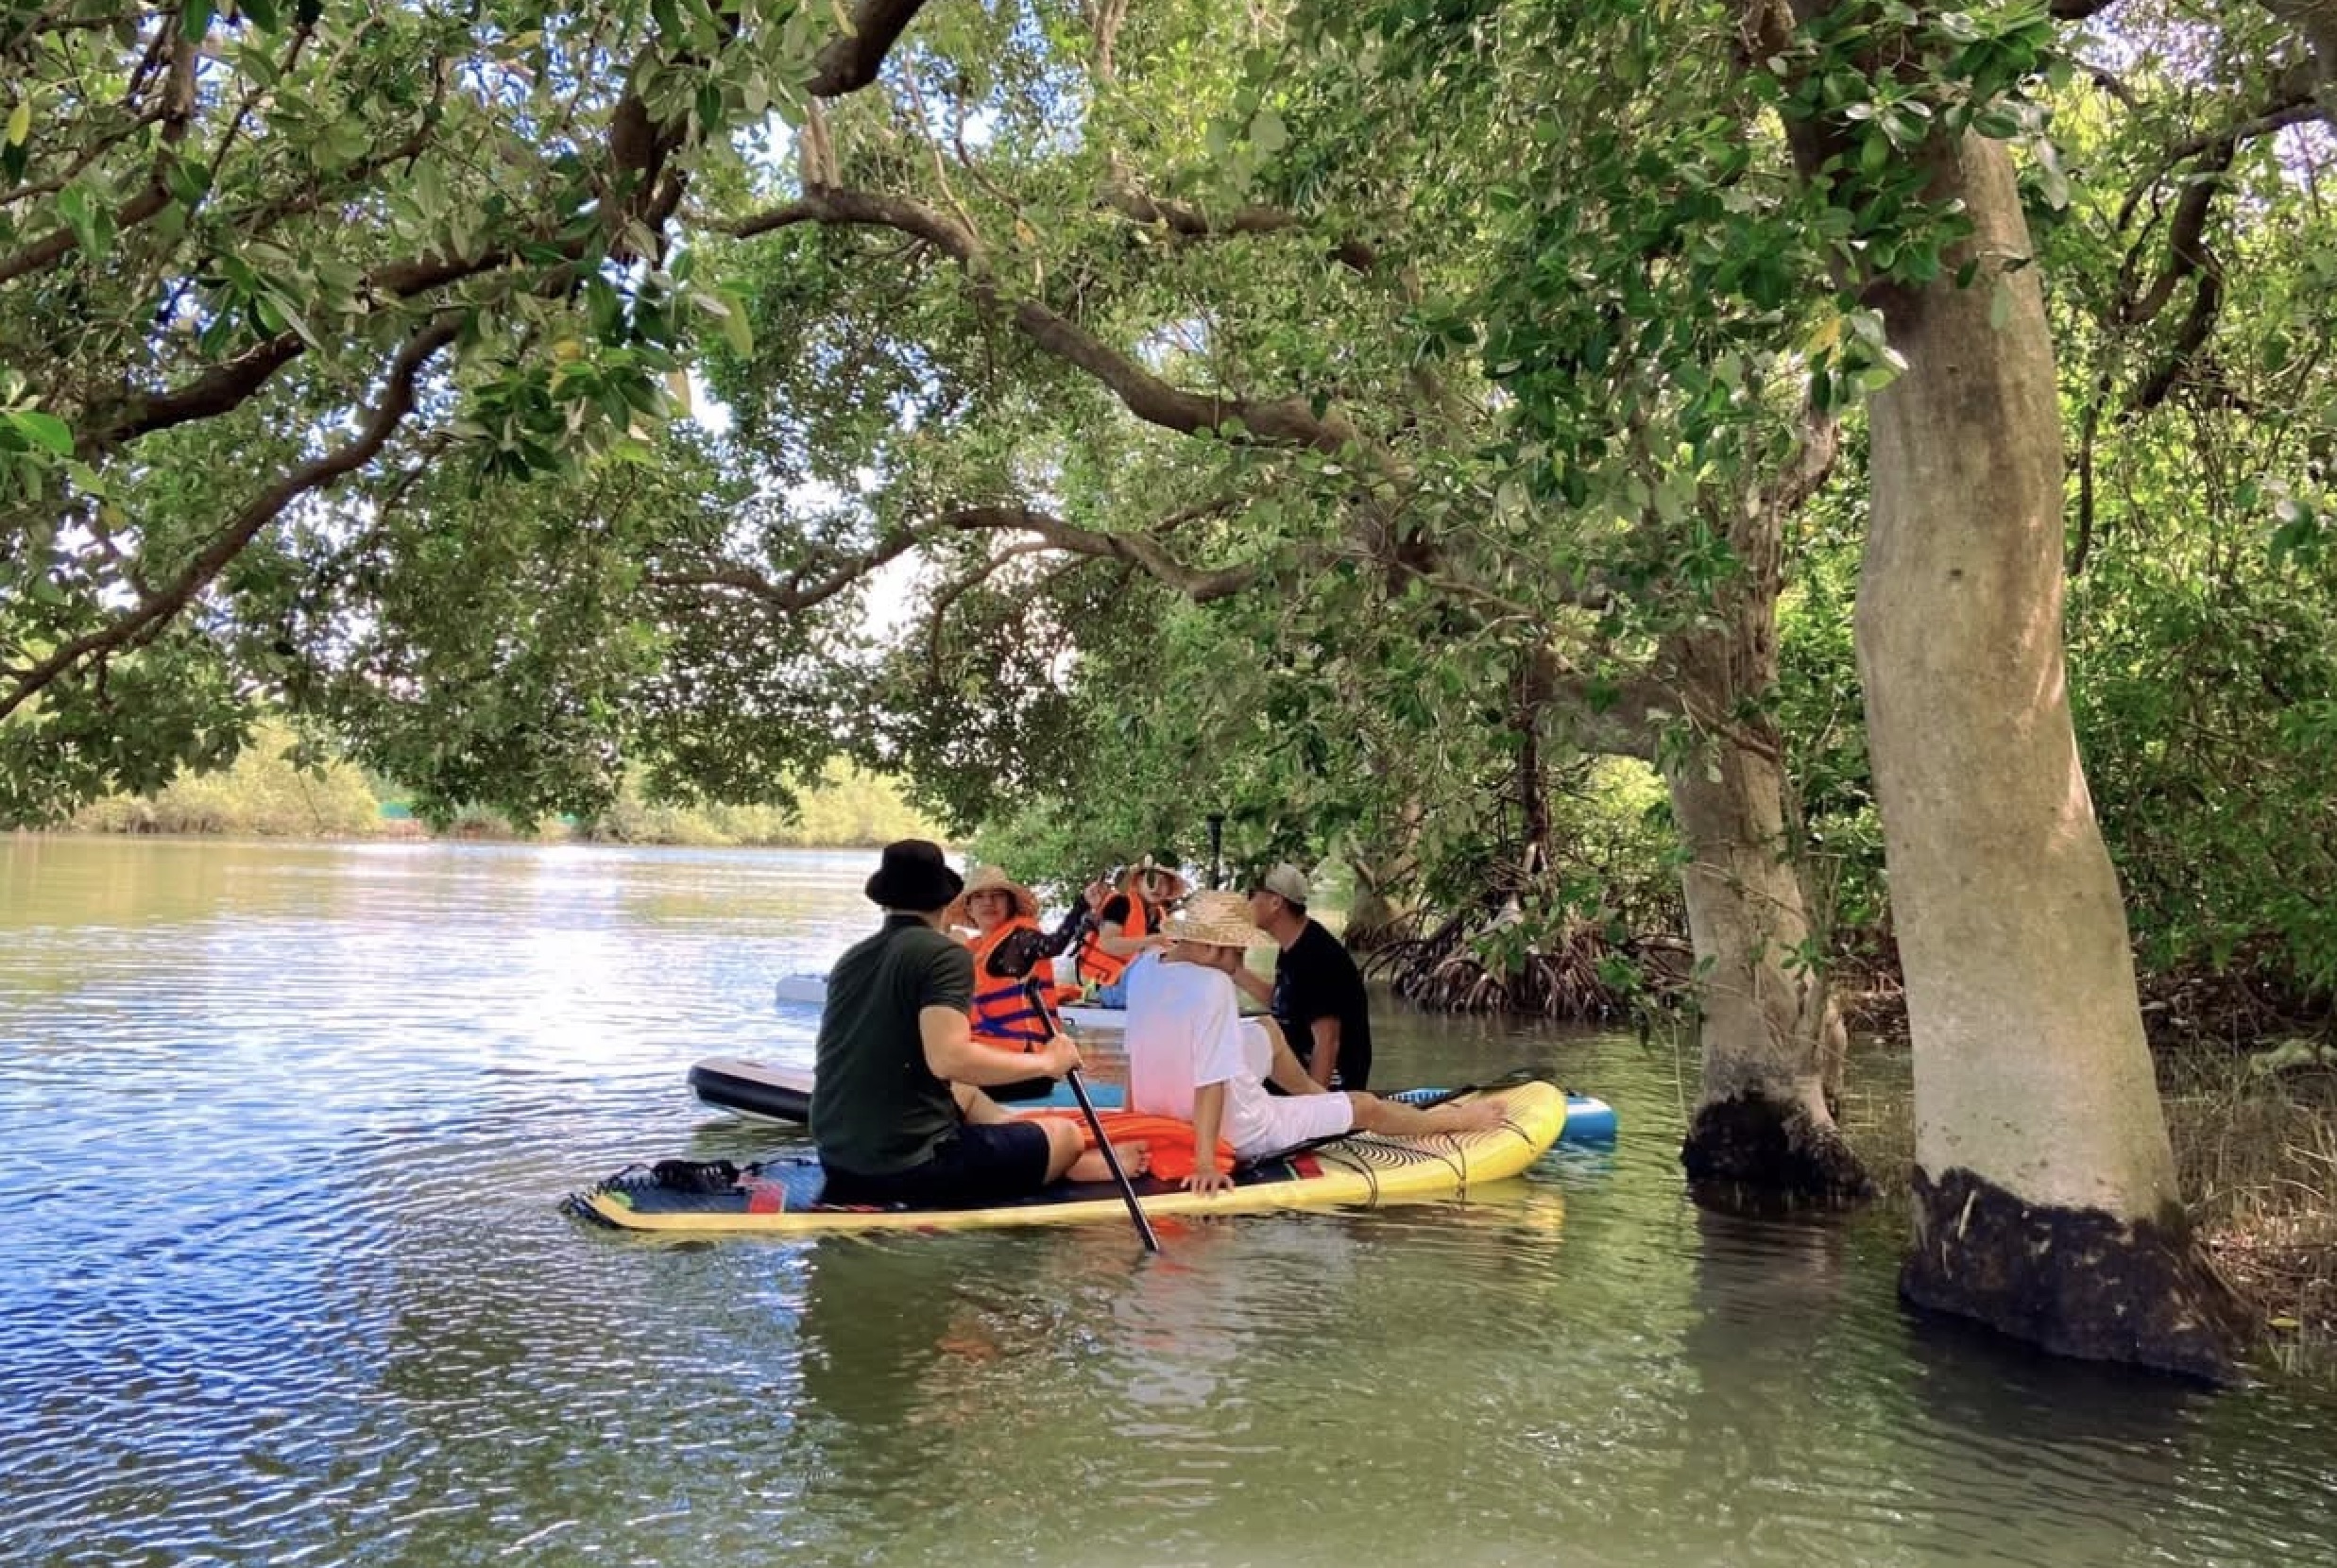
(1271, 919), (1373, 1091)
(810, 915), (972, 1174)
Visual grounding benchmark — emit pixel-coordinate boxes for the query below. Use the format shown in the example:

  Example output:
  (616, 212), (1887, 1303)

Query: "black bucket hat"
(865, 839), (964, 912)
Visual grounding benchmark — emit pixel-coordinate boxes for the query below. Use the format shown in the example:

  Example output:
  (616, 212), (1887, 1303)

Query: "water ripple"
(4, 839), (2333, 1568)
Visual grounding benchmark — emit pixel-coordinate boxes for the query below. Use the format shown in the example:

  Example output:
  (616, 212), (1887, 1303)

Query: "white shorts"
(1237, 1089), (1355, 1162)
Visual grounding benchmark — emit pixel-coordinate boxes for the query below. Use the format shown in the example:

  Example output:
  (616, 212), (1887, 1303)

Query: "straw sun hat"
(945, 865), (1040, 928)
(1167, 890), (1267, 949)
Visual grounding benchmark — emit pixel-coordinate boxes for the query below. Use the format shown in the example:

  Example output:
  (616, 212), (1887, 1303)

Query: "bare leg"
(1037, 1118), (1090, 1180)
(1345, 1092), (1508, 1137)
(1068, 1142), (1150, 1181)
(957, 1092), (1146, 1182)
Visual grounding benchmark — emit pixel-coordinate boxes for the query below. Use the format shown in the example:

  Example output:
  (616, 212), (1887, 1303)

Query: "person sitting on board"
(1228, 861), (1375, 1092)
(1120, 890), (1505, 1195)
(810, 840), (1143, 1206)
(945, 864), (1085, 1062)
(1074, 852), (1187, 1008)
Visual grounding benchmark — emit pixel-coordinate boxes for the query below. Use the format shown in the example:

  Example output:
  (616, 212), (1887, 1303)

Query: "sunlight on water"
(2, 836), (2331, 1568)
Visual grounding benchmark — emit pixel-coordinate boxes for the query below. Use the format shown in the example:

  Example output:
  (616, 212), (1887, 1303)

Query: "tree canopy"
(5, 0), (2332, 1000)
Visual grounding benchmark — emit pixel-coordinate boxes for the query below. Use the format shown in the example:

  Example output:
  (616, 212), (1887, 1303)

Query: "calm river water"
(3, 836), (2332, 1568)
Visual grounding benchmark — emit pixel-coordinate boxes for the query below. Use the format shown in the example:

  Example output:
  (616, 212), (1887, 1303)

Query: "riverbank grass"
(1835, 1046), (2337, 1383)
(2163, 1057), (2337, 1379)
(62, 723), (948, 847)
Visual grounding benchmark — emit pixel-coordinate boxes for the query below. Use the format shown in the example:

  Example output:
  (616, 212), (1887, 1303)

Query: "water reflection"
(4, 836), (2335, 1568)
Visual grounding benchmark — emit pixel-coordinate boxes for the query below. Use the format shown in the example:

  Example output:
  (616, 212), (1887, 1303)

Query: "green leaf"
(55, 184), (111, 263)
(163, 153), (211, 207)
(711, 288), (753, 357)
(1251, 108), (1288, 155)
(411, 158), (447, 217)
(5, 99), (28, 148)
(1971, 107), (2021, 140)
(10, 409), (74, 457)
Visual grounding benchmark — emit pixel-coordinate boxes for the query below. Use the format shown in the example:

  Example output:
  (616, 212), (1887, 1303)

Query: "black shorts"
(823, 1120), (1055, 1208)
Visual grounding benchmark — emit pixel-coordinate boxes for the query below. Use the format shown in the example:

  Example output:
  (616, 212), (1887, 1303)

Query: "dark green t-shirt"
(810, 914), (975, 1175)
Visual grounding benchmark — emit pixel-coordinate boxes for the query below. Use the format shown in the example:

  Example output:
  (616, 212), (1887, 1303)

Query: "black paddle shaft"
(1028, 975), (1160, 1253)
(1063, 1065), (1160, 1253)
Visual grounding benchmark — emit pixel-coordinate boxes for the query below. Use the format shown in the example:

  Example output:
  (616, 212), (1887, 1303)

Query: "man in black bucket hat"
(811, 840), (1115, 1205)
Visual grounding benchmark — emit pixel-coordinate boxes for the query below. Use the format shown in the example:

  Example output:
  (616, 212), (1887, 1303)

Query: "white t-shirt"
(1122, 952), (1284, 1156)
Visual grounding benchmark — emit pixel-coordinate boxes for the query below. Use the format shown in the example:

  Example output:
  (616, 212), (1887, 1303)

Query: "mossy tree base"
(1681, 1093), (1876, 1203)
(1902, 1167), (2253, 1383)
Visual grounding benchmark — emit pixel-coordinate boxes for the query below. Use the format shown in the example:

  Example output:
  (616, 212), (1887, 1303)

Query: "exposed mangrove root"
(1681, 1093), (1876, 1203)
(1363, 902), (1685, 1021)
(1902, 1166), (2253, 1384)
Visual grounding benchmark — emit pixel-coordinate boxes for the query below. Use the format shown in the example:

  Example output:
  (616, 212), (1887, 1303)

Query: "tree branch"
(1100, 180), (1379, 273)
(646, 524), (926, 614)
(1537, 653), (1664, 763)
(943, 504), (1266, 601)
(919, 538), (1057, 674)
(807, 0), (930, 96)
(1082, 0), (1131, 82)
(80, 245), (527, 457)
(0, 23), (196, 287)
(58, 6), (922, 460)
(729, 186), (1367, 453)
(2255, 0), (2337, 128)
(2158, 94), (2319, 167)
(1, 313), (463, 722)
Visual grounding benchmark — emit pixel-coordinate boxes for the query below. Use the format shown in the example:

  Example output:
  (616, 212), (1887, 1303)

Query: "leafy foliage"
(1, 0), (902, 822)
(9, 0), (2337, 1023)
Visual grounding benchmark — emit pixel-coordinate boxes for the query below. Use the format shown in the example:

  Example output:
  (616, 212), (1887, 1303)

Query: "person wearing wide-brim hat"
(1074, 852), (1190, 1008)
(943, 864), (1040, 927)
(1118, 890), (1507, 1195)
(810, 840), (1133, 1207)
(943, 866), (1090, 1054)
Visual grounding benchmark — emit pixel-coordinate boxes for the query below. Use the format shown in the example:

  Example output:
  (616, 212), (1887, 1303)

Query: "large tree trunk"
(1666, 435), (1868, 1202)
(1859, 132), (2244, 1377)
(1343, 854), (1409, 952)
(1342, 798), (1425, 953)
(1667, 724), (1866, 1201)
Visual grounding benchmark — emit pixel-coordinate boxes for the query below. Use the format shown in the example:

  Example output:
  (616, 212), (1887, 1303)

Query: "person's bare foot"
(1069, 1142), (1150, 1182)
(1446, 1099), (1510, 1134)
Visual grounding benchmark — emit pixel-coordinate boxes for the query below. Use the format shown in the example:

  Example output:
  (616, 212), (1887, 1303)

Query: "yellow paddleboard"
(571, 1081), (1566, 1236)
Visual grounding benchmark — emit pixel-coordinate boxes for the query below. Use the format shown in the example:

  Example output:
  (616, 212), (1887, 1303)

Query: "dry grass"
(2162, 1056), (2337, 1378)
(1829, 1046), (2337, 1379)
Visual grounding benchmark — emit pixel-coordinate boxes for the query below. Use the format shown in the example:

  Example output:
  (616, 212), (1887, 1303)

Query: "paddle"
(1028, 974), (1160, 1253)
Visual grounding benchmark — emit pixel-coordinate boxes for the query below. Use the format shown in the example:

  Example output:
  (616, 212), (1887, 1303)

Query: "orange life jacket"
(968, 917), (1072, 1046)
(1027, 1109), (1236, 1183)
(1075, 894), (1154, 988)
